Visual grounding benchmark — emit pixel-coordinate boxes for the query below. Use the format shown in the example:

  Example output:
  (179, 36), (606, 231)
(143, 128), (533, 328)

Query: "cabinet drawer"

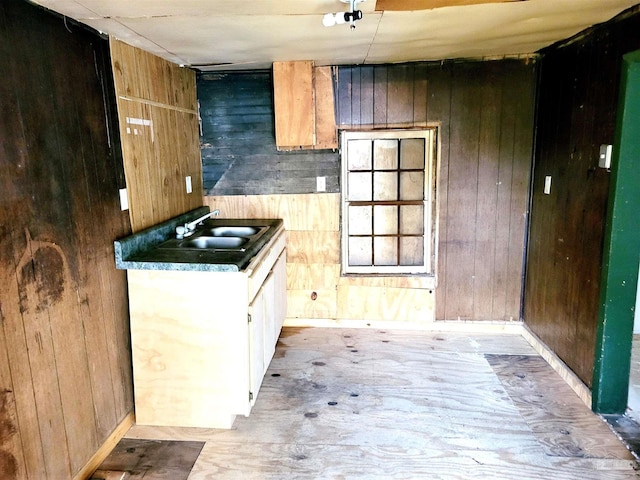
(247, 228), (286, 303)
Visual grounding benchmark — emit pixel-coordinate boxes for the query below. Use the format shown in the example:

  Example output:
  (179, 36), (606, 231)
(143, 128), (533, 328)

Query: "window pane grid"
(343, 132), (433, 275)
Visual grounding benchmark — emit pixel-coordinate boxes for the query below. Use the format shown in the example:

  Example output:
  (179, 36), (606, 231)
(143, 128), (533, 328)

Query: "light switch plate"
(599, 144), (612, 169)
(544, 176), (552, 195)
(185, 176), (193, 194)
(119, 188), (129, 211)
(316, 176), (326, 192)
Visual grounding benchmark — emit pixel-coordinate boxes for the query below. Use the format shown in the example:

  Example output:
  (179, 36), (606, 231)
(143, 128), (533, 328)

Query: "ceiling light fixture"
(323, 0), (364, 30)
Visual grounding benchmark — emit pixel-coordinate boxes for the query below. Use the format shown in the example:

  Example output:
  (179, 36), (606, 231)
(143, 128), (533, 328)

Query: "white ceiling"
(30, 0), (639, 71)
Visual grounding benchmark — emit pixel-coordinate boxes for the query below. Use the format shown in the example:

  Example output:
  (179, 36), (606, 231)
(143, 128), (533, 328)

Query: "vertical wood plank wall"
(198, 71), (340, 196)
(524, 7), (640, 387)
(337, 60), (536, 321)
(201, 59), (536, 324)
(0, 1), (133, 478)
(110, 39), (203, 232)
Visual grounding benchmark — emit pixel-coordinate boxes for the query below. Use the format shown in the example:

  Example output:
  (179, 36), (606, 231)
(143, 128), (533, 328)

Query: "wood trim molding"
(521, 325), (592, 408)
(73, 412), (135, 480)
(118, 95), (198, 115)
(285, 317), (524, 334)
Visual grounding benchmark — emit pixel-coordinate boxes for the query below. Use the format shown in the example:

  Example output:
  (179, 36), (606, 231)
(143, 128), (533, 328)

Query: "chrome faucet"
(176, 209), (220, 238)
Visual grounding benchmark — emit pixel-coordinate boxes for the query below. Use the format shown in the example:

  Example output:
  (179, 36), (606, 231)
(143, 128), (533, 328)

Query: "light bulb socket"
(345, 10), (363, 21)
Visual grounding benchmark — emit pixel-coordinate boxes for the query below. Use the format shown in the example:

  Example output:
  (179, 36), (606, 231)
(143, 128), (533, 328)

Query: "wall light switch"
(544, 176), (552, 195)
(599, 144), (612, 169)
(185, 176), (192, 194)
(316, 176), (326, 192)
(119, 188), (129, 211)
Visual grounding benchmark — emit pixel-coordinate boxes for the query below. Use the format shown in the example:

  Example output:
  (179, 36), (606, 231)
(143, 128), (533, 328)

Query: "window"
(341, 129), (437, 278)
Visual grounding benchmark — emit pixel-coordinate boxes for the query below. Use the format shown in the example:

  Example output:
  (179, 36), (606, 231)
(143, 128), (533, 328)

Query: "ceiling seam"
(363, 12), (384, 64)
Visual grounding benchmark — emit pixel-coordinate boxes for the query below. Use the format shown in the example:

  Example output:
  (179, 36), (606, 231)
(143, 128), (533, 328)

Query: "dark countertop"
(114, 207), (284, 272)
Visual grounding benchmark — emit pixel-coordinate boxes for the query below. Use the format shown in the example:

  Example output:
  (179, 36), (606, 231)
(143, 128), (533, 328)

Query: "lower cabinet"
(126, 229), (286, 429)
(248, 251), (286, 407)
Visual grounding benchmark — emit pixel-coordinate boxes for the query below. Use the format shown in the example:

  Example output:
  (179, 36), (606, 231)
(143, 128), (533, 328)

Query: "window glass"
(341, 129), (436, 276)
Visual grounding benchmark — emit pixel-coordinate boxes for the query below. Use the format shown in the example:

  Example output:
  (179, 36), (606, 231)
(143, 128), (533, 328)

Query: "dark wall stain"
(0, 390), (18, 479)
(19, 246), (65, 314)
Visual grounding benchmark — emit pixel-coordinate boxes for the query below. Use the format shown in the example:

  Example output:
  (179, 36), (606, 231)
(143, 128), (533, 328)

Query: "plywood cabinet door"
(273, 60), (315, 148)
(248, 291), (265, 408)
(261, 269), (277, 372)
(271, 251), (287, 344)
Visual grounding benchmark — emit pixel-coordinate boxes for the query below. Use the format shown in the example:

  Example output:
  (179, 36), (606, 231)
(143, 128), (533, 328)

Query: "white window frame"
(340, 128), (438, 280)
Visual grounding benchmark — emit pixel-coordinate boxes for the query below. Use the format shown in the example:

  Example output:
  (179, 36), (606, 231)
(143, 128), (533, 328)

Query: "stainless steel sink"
(206, 226), (264, 237)
(157, 223), (270, 252)
(180, 236), (248, 249)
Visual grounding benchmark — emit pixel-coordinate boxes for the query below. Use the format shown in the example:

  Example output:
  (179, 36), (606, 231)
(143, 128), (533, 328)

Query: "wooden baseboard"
(74, 411), (135, 480)
(284, 317), (524, 334)
(521, 325), (592, 408)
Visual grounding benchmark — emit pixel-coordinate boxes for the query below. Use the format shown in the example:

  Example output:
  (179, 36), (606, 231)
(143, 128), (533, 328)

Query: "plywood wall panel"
(337, 285), (435, 322)
(110, 38), (202, 233)
(339, 274), (434, 290)
(205, 193), (340, 231)
(314, 66), (338, 149)
(288, 289), (338, 319)
(286, 231), (340, 264)
(273, 60), (315, 148)
(286, 264), (340, 290)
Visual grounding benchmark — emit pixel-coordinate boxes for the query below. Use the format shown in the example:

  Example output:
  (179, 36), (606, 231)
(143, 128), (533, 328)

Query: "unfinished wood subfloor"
(126, 328), (639, 479)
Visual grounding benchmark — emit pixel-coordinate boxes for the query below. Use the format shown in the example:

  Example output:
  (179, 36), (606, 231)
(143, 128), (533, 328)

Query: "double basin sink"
(159, 224), (269, 252)
(114, 208), (283, 272)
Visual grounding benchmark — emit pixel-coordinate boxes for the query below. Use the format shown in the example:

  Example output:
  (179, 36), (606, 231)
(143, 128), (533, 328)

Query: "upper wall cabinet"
(273, 61), (337, 150)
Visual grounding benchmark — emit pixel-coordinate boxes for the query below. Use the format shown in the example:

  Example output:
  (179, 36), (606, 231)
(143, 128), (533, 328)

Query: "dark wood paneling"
(198, 72), (340, 196)
(524, 7), (640, 387)
(336, 60), (536, 322)
(199, 60), (535, 321)
(0, 1), (132, 477)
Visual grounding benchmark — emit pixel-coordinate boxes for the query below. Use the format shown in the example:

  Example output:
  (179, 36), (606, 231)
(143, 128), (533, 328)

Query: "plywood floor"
(125, 327), (639, 479)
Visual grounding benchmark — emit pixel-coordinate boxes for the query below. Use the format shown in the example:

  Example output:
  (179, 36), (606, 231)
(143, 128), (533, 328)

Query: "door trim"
(592, 49), (640, 413)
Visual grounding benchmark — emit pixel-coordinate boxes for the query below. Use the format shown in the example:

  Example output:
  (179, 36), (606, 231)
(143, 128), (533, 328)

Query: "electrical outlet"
(316, 176), (326, 192)
(185, 176), (192, 194)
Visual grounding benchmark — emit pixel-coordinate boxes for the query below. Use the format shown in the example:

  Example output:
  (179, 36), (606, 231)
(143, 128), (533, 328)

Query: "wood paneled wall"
(204, 194), (436, 324)
(201, 59), (536, 324)
(524, 7), (640, 387)
(110, 39), (203, 232)
(336, 60), (536, 321)
(198, 71), (340, 195)
(0, 1), (133, 477)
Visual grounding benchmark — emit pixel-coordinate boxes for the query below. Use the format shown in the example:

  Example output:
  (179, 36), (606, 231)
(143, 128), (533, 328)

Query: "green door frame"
(592, 50), (640, 414)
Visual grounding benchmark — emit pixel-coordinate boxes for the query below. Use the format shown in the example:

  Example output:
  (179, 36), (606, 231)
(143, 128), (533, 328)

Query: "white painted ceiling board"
(367, 0), (637, 63)
(30, 0), (640, 70)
